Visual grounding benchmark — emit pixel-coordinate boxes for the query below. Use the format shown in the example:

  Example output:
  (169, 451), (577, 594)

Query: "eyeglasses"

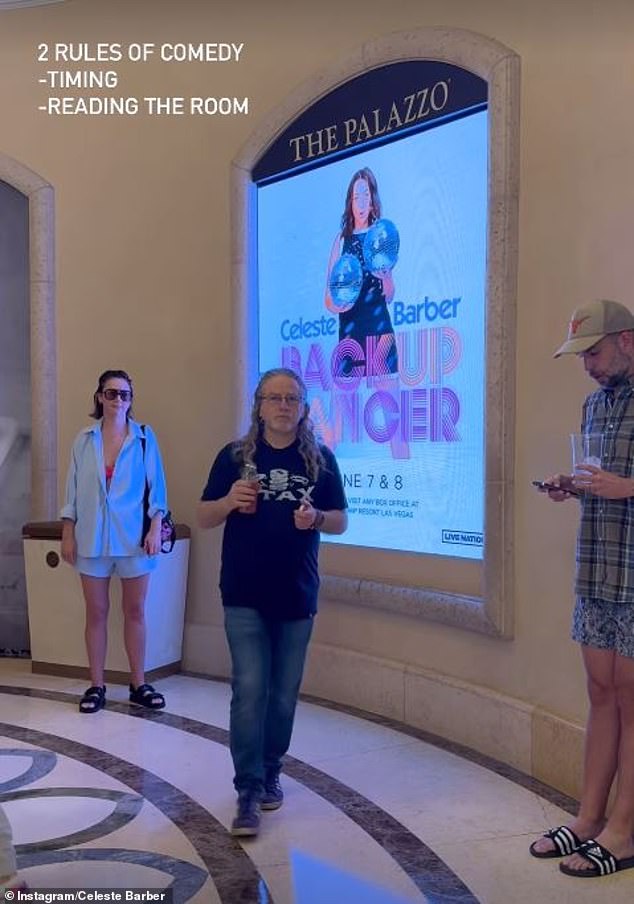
(259, 393), (304, 406)
(102, 389), (133, 401)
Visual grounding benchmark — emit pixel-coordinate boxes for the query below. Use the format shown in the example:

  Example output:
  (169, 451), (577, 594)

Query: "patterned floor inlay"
(0, 722), (269, 904)
(1, 686), (482, 902)
(1, 677), (602, 904)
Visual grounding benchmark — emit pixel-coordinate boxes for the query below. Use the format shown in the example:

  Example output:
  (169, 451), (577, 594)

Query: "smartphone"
(532, 480), (580, 497)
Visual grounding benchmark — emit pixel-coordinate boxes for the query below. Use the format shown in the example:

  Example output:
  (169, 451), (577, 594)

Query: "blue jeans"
(224, 606), (314, 794)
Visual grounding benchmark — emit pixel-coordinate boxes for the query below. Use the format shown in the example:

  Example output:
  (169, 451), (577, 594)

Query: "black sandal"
(129, 683), (165, 710)
(79, 685), (106, 714)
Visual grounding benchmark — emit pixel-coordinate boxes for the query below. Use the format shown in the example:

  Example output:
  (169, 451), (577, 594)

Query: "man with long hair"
(198, 368), (348, 837)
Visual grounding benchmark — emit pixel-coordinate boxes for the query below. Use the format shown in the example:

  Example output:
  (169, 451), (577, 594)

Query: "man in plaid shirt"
(530, 300), (634, 878)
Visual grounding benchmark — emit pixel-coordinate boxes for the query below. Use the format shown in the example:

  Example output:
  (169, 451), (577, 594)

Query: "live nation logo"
(441, 529), (483, 547)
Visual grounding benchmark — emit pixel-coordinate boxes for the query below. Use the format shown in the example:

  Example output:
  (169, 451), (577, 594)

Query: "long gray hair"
(233, 368), (325, 481)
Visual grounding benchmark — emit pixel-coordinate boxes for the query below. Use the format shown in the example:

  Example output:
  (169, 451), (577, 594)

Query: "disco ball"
(363, 218), (400, 273)
(329, 253), (363, 308)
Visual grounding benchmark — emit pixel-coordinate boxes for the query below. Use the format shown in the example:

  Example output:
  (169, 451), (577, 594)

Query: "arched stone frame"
(232, 27), (519, 637)
(0, 152), (56, 520)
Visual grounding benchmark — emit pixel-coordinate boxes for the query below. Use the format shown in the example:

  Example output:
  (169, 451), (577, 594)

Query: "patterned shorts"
(571, 597), (634, 659)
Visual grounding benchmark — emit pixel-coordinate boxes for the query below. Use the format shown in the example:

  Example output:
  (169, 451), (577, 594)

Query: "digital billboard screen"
(256, 92), (487, 559)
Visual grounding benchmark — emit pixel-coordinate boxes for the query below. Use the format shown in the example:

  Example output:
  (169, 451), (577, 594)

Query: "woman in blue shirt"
(61, 369), (168, 713)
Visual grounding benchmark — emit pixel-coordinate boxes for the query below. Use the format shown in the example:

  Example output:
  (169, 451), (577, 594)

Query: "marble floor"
(0, 659), (631, 903)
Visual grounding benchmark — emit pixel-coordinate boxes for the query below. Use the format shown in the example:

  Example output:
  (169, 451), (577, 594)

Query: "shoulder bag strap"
(140, 425), (150, 532)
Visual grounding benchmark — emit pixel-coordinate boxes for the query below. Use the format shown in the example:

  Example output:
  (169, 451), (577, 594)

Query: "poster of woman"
(324, 167), (399, 378)
(256, 110), (487, 557)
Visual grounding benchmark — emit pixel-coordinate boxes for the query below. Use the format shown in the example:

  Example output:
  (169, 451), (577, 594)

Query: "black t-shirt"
(201, 439), (347, 619)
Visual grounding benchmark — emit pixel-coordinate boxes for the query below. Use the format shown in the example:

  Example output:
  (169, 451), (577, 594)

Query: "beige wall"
(2, 0), (634, 740)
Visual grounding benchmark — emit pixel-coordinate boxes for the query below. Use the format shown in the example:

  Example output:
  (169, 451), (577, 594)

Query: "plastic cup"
(570, 432), (602, 470)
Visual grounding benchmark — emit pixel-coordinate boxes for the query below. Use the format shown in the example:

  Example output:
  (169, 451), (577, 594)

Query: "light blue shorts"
(76, 555), (157, 579)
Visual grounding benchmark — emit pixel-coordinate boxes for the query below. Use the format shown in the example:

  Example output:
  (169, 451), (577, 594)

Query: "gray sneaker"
(231, 792), (261, 836)
(261, 775), (284, 811)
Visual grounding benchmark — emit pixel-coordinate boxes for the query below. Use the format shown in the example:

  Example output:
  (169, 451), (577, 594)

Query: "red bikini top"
(105, 465), (114, 481)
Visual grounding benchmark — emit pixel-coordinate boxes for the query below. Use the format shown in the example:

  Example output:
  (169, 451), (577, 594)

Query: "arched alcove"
(232, 27), (519, 637)
(0, 152), (56, 520)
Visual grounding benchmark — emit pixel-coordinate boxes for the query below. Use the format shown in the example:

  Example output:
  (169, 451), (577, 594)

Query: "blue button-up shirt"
(61, 419), (167, 558)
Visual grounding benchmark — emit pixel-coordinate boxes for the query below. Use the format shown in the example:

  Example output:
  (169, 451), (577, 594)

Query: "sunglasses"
(102, 389), (133, 401)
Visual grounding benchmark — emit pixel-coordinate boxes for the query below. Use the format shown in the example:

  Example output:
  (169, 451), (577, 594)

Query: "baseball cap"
(554, 299), (634, 357)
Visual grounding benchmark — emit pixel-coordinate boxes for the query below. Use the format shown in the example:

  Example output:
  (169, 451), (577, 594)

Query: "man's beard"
(603, 367), (630, 389)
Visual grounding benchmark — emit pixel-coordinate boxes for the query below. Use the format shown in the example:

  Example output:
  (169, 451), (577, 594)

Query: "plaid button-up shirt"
(576, 377), (634, 604)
